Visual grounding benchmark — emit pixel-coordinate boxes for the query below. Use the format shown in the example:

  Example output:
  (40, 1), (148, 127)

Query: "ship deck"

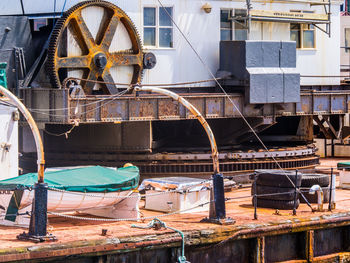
(1, 158), (350, 262)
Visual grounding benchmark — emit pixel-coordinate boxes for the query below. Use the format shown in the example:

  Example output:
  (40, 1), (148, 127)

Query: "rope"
(62, 76), (220, 88)
(43, 123), (76, 137)
(131, 218), (188, 263)
(48, 187), (177, 198)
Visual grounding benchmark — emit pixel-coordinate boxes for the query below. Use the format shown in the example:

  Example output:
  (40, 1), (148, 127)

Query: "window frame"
(143, 5), (174, 49)
(233, 9), (248, 41)
(220, 9), (233, 41)
(345, 28), (350, 53)
(290, 23), (316, 49)
(289, 10), (316, 50)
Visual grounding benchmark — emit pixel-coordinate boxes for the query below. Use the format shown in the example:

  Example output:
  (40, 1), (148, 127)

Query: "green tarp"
(0, 63), (7, 89)
(0, 166), (139, 192)
(338, 162), (350, 170)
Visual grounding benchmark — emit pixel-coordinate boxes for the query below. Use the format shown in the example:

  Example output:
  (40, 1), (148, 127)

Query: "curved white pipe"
(0, 86), (45, 183)
(309, 184), (323, 211)
(135, 86), (219, 174)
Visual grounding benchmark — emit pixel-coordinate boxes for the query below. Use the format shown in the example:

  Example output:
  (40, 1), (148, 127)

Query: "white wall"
(3, 0), (341, 86)
(0, 104), (18, 179)
(296, 5), (340, 85)
(340, 16), (350, 78)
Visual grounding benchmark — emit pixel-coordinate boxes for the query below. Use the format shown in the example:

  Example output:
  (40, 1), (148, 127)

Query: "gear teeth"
(47, 0), (144, 89)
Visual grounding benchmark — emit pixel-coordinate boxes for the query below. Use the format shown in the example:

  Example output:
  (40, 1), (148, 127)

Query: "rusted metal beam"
(323, 116), (338, 139)
(313, 115), (333, 139)
(306, 230), (314, 262)
(256, 236), (265, 263)
(20, 88), (350, 124)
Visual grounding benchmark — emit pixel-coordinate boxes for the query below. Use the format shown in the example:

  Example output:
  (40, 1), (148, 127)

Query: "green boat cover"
(0, 62), (7, 89)
(0, 166), (139, 192)
(337, 162), (350, 170)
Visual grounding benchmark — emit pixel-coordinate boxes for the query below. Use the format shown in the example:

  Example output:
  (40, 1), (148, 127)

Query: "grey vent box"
(219, 40), (300, 104)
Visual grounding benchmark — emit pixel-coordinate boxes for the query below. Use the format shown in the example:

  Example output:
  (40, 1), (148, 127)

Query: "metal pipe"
(329, 168), (333, 211)
(309, 185), (324, 211)
(135, 86), (219, 174)
(293, 170), (298, 215)
(330, 168), (336, 209)
(0, 85), (45, 183)
(253, 175), (257, 220)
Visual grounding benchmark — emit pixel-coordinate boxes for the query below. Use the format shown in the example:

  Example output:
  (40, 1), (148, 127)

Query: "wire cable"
(156, 0), (312, 208)
(29, 88), (129, 118)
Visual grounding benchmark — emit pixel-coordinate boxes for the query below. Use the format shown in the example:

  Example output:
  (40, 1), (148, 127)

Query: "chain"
(47, 180), (211, 199)
(48, 200), (212, 222)
(48, 187), (178, 198)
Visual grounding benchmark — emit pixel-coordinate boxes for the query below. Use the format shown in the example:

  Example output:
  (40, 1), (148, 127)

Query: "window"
(345, 28), (350, 53)
(220, 10), (232, 41)
(143, 7), (173, 48)
(220, 9), (248, 41)
(234, 9), (248, 40)
(290, 23), (315, 49)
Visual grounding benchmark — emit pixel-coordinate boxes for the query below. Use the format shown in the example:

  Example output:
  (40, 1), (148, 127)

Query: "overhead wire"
(27, 87), (130, 112)
(29, 88), (129, 118)
(156, 0), (312, 207)
(26, 77), (219, 113)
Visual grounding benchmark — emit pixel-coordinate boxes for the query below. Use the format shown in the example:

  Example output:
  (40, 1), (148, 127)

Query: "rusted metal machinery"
(47, 1), (143, 94)
(1, 0), (346, 176)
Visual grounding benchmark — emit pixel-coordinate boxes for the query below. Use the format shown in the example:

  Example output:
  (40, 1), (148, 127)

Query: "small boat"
(0, 165), (140, 227)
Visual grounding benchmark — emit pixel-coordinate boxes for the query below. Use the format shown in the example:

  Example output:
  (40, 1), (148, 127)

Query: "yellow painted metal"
(0, 86), (45, 183)
(49, 1), (143, 94)
(306, 230), (314, 262)
(250, 10), (329, 21)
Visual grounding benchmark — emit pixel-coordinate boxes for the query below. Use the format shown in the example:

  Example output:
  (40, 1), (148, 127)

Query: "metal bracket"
(200, 216), (235, 225)
(17, 232), (57, 243)
(313, 23), (330, 38)
(1, 142), (11, 152)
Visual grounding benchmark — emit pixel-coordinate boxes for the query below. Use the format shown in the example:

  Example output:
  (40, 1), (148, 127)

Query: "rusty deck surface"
(1, 158), (350, 262)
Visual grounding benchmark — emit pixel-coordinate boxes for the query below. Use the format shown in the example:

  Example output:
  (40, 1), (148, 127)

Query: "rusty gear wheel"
(48, 0), (143, 94)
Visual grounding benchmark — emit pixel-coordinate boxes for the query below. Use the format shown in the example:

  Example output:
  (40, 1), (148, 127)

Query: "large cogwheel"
(47, 0), (143, 94)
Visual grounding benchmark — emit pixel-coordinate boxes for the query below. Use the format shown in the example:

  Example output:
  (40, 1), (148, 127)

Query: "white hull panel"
(0, 189), (140, 227)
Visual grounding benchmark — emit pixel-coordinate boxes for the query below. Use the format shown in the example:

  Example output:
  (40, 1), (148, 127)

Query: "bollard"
(17, 183), (55, 242)
(213, 173), (226, 219)
(253, 174), (258, 220)
(29, 183), (48, 237)
(328, 168), (336, 210)
(293, 170), (299, 216)
(201, 173), (235, 224)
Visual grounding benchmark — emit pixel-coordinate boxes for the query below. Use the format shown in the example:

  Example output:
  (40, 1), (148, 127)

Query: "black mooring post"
(28, 183), (48, 237)
(201, 173), (234, 224)
(253, 175), (257, 220)
(213, 173), (226, 219)
(328, 168), (334, 211)
(293, 170), (298, 216)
